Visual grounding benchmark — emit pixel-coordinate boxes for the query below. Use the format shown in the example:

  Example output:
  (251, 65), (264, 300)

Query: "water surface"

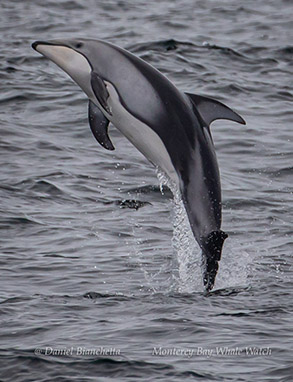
(0, 0), (292, 381)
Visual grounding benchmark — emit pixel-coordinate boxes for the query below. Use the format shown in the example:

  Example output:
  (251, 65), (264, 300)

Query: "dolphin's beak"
(32, 40), (58, 52)
(32, 40), (68, 63)
(32, 41), (39, 51)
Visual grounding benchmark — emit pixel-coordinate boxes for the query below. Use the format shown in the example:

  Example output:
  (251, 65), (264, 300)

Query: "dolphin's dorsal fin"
(185, 92), (246, 126)
(88, 100), (115, 150)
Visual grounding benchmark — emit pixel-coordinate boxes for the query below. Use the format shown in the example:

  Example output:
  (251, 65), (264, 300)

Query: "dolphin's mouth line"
(32, 40), (68, 51)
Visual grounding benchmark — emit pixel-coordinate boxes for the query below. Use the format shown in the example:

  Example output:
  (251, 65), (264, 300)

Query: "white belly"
(98, 82), (179, 187)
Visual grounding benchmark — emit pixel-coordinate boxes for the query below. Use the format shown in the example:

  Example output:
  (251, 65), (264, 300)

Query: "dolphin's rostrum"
(32, 38), (245, 291)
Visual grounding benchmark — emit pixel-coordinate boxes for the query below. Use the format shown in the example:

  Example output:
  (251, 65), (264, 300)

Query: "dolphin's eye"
(75, 42), (83, 49)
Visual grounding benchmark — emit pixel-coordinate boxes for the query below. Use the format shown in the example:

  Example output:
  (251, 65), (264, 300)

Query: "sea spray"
(156, 168), (202, 292)
(156, 169), (253, 291)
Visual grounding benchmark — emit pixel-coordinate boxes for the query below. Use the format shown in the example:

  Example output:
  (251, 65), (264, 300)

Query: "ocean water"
(0, 0), (292, 381)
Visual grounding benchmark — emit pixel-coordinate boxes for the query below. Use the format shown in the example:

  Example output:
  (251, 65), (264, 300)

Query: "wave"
(128, 38), (246, 59)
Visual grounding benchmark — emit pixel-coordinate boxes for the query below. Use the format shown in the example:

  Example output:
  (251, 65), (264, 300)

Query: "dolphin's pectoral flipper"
(88, 100), (115, 150)
(91, 71), (112, 115)
(185, 93), (246, 127)
(201, 230), (228, 292)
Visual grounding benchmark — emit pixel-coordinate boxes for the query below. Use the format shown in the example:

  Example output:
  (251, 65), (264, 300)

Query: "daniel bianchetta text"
(152, 346), (272, 358)
(34, 347), (121, 356)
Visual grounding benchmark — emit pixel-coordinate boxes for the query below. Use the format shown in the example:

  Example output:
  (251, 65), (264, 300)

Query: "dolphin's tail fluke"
(201, 230), (228, 292)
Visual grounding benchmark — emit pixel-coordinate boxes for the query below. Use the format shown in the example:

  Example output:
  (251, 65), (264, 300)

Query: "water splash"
(156, 168), (202, 293)
(127, 220), (176, 294)
(215, 239), (252, 290)
(128, 169), (252, 294)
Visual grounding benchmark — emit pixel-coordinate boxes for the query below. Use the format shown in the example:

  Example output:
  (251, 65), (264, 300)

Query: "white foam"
(156, 168), (203, 293)
(215, 240), (252, 290)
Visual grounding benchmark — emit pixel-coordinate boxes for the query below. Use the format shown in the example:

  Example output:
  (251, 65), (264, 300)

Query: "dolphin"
(32, 38), (245, 291)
